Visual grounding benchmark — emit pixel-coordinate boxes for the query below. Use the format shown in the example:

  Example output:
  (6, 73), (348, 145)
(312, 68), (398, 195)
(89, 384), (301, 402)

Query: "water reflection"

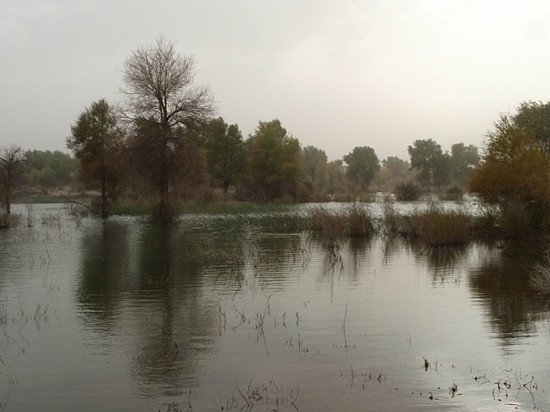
(76, 222), (221, 397)
(77, 221), (129, 332)
(469, 240), (550, 348)
(421, 245), (467, 285)
(13, 205), (550, 410)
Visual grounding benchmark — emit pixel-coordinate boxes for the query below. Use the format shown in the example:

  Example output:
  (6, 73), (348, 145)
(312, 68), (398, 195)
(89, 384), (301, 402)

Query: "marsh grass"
(529, 255), (550, 295)
(470, 206), (500, 237)
(413, 206), (471, 246)
(381, 199), (400, 235)
(383, 202), (472, 246)
(308, 203), (375, 239)
(228, 379), (299, 411)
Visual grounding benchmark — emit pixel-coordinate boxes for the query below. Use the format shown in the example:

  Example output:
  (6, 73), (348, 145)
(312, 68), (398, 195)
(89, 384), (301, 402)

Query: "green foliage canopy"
(203, 117), (245, 193)
(513, 101), (550, 155)
(450, 143), (479, 184)
(247, 119), (303, 200)
(24, 150), (78, 191)
(343, 146), (380, 191)
(408, 139), (443, 187)
(67, 99), (123, 217)
(469, 114), (550, 205)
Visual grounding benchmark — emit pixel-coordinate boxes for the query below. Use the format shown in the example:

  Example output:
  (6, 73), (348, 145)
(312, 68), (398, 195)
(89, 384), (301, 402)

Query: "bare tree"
(122, 36), (214, 220)
(0, 144), (26, 214)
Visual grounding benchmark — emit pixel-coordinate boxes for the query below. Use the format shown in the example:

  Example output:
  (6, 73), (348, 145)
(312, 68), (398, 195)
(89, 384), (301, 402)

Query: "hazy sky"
(2, 1), (550, 161)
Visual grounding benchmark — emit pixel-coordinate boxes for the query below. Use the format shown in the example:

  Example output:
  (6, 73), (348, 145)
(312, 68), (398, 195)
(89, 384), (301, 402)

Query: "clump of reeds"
(381, 198), (401, 235)
(308, 206), (348, 250)
(529, 256), (550, 295)
(347, 202), (376, 236)
(470, 206), (500, 237)
(398, 203), (471, 246)
(307, 202), (375, 246)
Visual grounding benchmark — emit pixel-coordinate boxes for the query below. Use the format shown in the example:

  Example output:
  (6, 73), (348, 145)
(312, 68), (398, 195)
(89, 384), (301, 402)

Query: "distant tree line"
(21, 38), (550, 223)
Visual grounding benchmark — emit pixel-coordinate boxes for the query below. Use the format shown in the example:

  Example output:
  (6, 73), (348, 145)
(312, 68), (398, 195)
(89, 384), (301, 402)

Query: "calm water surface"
(0, 203), (549, 411)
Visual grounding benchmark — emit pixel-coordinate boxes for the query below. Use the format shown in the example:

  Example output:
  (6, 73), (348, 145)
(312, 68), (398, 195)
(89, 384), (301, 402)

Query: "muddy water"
(0, 204), (549, 411)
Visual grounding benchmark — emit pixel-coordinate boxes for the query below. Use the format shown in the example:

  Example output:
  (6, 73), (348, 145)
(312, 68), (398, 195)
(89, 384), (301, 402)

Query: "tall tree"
(374, 156), (413, 192)
(122, 37), (214, 220)
(408, 139), (443, 187)
(343, 146), (380, 192)
(247, 119), (303, 200)
(301, 145), (328, 193)
(68, 99), (123, 217)
(0, 144), (26, 214)
(323, 159), (348, 199)
(469, 114), (550, 206)
(450, 143), (479, 185)
(203, 117), (245, 193)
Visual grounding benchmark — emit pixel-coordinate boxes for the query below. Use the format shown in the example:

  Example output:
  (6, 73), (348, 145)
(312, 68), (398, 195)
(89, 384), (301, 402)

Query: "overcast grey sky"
(2, 0), (550, 161)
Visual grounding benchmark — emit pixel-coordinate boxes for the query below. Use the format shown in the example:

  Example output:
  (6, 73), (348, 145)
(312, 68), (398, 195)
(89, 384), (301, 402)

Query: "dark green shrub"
(394, 181), (420, 201)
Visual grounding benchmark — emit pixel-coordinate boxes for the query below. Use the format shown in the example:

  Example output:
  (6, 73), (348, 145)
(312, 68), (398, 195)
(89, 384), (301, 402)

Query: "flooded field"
(0, 203), (549, 411)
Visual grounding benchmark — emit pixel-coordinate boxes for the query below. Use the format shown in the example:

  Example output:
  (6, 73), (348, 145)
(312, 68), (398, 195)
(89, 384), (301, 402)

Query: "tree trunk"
(3, 191), (9, 214)
(4, 169), (11, 214)
(156, 135), (172, 222)
(100, 151), (108, 218)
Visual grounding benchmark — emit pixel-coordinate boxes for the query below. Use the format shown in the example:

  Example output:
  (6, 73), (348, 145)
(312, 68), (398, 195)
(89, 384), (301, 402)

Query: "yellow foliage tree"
(469, 114), (550, 205)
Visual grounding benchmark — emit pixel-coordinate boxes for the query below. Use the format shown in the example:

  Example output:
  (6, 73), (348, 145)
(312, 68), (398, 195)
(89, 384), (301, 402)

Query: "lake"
(0, 203), (549, 411)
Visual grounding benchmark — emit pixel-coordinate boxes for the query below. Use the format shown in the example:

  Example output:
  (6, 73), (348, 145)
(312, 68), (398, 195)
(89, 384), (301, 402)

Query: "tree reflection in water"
(69, 214), (550, 409)
(468, 239), (550, 348)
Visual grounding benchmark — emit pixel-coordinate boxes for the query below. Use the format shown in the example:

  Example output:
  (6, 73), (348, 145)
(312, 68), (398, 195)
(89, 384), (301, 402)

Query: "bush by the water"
(394, 181), (420, 201)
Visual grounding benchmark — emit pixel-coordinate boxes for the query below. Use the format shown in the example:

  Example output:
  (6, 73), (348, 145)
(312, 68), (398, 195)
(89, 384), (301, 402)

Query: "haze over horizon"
(3, 0), (550, 161)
